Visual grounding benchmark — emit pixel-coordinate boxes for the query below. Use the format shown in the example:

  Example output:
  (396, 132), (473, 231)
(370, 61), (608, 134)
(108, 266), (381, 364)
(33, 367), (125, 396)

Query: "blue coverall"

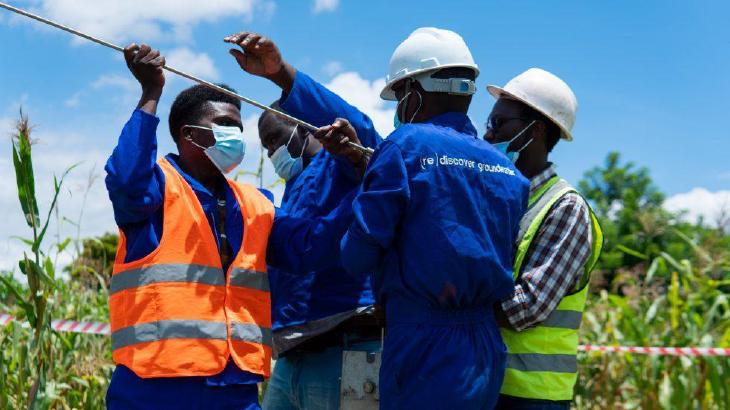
(263, 72), (383, 409)
(104, 109), (355, 410)
(269, 71), (382, 333)
(272, 73), (529, 408)
(341, 114), (529, 409)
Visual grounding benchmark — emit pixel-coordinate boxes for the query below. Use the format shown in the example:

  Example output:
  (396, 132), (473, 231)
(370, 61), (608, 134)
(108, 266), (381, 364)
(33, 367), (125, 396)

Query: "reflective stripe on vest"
(507, 353), (577, 373)
(540, 309), (583, 329)
(110, 157), (274, 378)
(500, 176), (603, 401)
(230, 268), (270, 292)
(230, 322), (273, 346)
(109, 264), (225, 295)
(112, 320), (228, 350)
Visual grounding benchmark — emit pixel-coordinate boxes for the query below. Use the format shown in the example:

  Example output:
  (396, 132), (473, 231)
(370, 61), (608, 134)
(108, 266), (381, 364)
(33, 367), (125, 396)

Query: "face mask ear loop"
(408, 89), (423, 124)
(297, 127), (310, 159)
(284, 124), (298, 147)
(398, 79), (413, 123)
(509, 120), (537, 151)
(183, 125), (211, 151)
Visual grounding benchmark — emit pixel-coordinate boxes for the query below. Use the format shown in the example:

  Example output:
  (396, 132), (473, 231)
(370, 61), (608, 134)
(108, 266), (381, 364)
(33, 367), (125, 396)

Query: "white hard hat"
(487, 68), (578, 141)
(380, 27), (479, 101)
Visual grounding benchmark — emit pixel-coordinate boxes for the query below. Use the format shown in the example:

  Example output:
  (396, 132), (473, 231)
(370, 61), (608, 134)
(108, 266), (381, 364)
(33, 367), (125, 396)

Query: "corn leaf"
(34, 164), (79, 253)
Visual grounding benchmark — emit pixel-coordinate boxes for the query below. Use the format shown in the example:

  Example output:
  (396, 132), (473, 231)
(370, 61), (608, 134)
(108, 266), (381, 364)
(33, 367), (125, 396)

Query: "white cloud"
(313, 0), (339, 14)
(322, 61), (344, 77)
(25, 0), (267, 45)
(165, 48), (220, 81)
(63, 73), (138, 110)
(63, 48), (219, 110)
(664, 188), (730, 228)
(324, 71), (395, 136)
(64, 91), (83, 108)
(91, 74), (137, 92)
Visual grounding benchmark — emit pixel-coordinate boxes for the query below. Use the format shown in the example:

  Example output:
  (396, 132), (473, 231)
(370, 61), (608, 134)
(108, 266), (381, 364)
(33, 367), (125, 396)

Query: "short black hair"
(258, 100), (286, 129)
(168, 84), (241, 143)
(522, 105), (562, 152)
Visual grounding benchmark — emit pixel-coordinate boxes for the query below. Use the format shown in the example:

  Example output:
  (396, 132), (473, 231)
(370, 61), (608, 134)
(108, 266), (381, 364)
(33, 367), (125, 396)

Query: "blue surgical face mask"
(492, 120), (536, 163)
(185, 124), (246, 174)
(270, 125), (307, 181)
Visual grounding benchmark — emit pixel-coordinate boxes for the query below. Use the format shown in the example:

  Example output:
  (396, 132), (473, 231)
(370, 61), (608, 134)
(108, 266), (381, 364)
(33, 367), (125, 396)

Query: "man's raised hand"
(224, 32), (295, 92)
(124, 43), (165, 114)
(124, 43), (165, 92)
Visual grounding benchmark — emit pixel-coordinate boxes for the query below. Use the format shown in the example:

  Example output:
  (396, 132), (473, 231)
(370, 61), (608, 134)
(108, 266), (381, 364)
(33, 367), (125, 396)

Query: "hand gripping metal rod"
(0, 2), (374, 156)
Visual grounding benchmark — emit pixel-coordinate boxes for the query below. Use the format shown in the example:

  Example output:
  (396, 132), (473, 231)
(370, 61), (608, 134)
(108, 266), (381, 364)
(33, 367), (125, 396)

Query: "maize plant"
(0, 110), (82, 409)
(575, 229), (730, 409)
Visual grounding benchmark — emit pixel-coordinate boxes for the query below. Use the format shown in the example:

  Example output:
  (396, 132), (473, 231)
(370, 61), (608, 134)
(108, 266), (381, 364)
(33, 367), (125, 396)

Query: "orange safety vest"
(109, 157), (274, 378)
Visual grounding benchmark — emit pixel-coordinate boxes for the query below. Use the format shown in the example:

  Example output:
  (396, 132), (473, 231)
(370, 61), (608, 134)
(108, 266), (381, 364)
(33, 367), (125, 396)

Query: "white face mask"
(270, 125), (308, 181)
(185, 124), (246, 174)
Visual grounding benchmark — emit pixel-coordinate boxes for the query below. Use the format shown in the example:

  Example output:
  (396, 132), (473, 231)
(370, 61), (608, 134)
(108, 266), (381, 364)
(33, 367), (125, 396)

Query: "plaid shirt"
(501, 165), (593, 331)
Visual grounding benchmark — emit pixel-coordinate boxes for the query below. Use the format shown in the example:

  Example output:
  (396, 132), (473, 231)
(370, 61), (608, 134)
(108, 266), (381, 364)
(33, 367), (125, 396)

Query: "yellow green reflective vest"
(500, 176), (603, 401)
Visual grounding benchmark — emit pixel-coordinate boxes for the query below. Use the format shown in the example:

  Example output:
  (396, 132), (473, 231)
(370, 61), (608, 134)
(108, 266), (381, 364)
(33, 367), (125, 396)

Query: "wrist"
(138, 86), (162, 115)
(141, 85), (163, 100)
(266, 62), (296, 93)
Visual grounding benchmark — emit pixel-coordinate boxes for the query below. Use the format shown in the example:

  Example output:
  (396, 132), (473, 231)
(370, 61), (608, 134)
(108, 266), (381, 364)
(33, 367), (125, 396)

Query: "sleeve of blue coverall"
(340, 141), (410, 277)
(267, 190), (357, 273)
(279, 71), (383, 178)
(104, 109), (164, 225)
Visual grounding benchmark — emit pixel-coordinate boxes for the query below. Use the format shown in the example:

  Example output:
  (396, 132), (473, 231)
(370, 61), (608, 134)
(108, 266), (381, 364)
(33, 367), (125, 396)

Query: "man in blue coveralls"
(105, 43), (366, 410)
(226, 27), (529, 409)
(255, 99), (381, 408)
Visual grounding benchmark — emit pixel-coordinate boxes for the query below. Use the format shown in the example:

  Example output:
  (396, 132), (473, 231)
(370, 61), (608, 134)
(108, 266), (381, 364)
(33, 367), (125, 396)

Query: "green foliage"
(1, 111), (85, 409)
(579, 152), (669, 273)
(577, 245), (730, 409)
(575, 153), (730, 409)
(0, 274), (112, 409)
(65, 233), (118, 290)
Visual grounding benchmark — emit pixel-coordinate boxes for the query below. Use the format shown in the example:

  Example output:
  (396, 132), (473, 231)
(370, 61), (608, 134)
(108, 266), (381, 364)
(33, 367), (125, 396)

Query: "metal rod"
(0, 2), (374, 156)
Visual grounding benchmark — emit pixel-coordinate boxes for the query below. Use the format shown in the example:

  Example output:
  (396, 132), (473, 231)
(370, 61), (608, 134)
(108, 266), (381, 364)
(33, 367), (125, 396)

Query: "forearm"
(136, 86), (163, 115)
(104, 110), (163, 224)
(267, 190), (357, 273)
(265, 62), (296, 95)
(340, 225), (382, 277)
(339, 141), (409, 276)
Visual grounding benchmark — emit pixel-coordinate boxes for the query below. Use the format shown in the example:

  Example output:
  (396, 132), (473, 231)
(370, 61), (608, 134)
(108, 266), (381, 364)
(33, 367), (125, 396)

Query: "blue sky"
(1, 0), (729, 269)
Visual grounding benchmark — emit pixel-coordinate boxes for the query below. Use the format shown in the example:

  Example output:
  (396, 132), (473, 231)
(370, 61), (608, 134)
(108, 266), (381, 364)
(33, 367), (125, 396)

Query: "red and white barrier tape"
(579, 345), (730, 357)
(1, 313), (110, 335)
(2, 314), (729, 356)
